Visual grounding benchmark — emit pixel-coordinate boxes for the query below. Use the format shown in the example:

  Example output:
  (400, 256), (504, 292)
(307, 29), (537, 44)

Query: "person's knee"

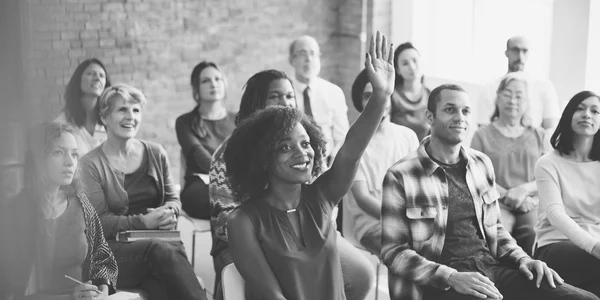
(340, 248), (375, 299)
(148, 240), (185, 262)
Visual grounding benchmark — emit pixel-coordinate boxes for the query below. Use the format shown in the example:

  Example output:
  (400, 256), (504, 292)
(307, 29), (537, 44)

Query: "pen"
(64, 275), (101, 293)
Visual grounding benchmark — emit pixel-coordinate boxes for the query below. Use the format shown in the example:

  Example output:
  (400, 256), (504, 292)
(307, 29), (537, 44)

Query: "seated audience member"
(471, 72), (548, 255)
(1, 122), (117, 300)
(79, 84), (208, 300)
(346, 68), (419, 255)
(390, 42), (431, 141)
(209, 68), (374, 300)
(56, 58), (111, 156)
(176, 61), (236, 219)
(476, 36), (561, 131)
(534, 91), (600, 296)
(381, 84), (598, 300)
(289, 35), (349, 163)
(223, 32), (392, 300)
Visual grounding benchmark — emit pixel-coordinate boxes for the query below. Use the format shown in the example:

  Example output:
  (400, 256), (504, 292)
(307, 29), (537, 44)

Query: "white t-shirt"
(345, 121), (419, 243)
(475, 73), (561, 128)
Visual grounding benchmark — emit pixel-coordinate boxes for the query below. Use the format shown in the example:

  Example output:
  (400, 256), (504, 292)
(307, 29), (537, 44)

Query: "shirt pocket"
(406, 206), (437, 242)
(481, 189), (500, 240)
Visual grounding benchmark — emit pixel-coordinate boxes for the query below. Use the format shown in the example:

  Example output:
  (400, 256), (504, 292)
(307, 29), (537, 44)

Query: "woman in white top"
(534, 90), (600, 296)
(56, 59), (110, 156)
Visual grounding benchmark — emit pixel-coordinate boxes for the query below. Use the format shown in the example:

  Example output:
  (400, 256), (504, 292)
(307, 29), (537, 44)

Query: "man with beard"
(476, 36), (561, 131)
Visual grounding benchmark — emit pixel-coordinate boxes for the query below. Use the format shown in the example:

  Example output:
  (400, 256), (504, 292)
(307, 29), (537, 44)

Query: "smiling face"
(44, 132), (79, 187)
(427, 89), (471, 145)
(80, 63), (107, 112)
(265, 79), (296, 108)
(102, 95), (142, 140)
(269, 122), (315, 185)
(497, 79), (528, 120)
(571, 96), (600, 138)
(197, 66), (225, 103)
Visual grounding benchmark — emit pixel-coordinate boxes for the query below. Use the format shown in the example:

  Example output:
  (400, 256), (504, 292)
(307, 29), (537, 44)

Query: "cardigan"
(79, 140), (181, 239)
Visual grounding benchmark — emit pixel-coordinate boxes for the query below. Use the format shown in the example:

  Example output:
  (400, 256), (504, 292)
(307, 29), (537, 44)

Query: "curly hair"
(551, 90), (600, 161)
(235, 69), (293, 125)
(224, 106), (327, 201)
(63, 58), (111, 127)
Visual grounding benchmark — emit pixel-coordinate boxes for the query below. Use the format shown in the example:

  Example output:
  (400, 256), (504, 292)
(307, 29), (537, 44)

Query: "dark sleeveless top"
(238, 184), (345, 300)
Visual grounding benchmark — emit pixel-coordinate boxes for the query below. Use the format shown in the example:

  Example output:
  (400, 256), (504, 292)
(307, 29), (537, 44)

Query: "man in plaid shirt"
(381, 84), (597, 300)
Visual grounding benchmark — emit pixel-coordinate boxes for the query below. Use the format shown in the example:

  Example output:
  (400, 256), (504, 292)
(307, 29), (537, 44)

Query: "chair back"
(222, 263), (245, 300)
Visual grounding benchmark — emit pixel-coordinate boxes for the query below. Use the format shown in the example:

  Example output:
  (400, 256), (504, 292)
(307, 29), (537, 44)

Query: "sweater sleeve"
(535, 157), (599, 253)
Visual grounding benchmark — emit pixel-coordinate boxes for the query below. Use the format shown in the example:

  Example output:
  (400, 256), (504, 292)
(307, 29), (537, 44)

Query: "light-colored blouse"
(55, 113), (107, 156)
(535, 150), (600, 253)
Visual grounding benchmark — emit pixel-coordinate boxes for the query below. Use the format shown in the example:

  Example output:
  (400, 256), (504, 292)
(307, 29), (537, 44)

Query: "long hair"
(490, 72), (529, 124)
(23, 122), (85, 220)
(550, 90), (600, 161)
(235, 69), (293, 125)
(393, 42), (425, 88)
(190, 61), (227, 104)
(224, 106), (327, 201)
(63, 58), (111, 127)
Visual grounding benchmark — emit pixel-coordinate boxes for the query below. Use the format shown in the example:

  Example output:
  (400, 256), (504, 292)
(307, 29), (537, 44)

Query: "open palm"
(365, 31), (395, 96)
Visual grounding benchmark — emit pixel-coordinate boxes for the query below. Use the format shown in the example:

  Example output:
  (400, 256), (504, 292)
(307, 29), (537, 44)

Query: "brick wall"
(25, 0), (381, 184)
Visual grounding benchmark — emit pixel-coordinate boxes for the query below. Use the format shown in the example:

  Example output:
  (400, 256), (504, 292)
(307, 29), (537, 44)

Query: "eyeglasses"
(293, 50), (321, 59)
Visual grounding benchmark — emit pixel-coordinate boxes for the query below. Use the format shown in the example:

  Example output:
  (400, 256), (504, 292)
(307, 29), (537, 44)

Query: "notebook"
(116, 230), (181, 242)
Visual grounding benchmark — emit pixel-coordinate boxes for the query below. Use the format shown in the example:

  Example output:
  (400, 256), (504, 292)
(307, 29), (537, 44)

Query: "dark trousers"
(181, 177), (211, 220)
(109, 239), (207, 300)
(536, 241), (600, 297)
(422, 255), (598, 300)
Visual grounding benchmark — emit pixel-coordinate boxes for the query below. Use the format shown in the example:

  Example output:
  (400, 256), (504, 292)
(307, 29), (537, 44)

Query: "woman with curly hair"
(0, 122), (117, 300)
(224, 32), (394, 300)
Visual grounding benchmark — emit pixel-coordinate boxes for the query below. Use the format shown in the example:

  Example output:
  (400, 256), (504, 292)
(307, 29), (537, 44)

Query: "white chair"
(221, 263), (245, 300)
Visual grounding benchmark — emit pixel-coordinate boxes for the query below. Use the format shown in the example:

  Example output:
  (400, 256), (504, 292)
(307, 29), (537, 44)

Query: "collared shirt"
(381, 137), (529, 300)
(475, 73), (561, 128)
(293, 77), (349, 159)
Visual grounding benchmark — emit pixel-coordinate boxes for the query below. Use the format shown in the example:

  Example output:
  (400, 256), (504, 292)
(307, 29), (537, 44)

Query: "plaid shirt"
(381, 137), (529, 300)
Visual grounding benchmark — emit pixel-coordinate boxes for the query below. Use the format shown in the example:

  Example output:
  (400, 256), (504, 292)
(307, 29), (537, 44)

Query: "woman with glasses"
(176, 61), (236, 220)
(79, 84), (208, 300)
(56, 59), (111, 156)
(471, 72), (547, 255)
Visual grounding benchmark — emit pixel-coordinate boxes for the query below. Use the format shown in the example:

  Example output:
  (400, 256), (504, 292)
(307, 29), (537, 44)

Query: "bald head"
(289, 35), (321, 82)
(505, 35), (530, 72)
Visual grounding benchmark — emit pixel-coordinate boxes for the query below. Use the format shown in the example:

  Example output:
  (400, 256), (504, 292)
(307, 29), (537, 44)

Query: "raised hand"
(365, 31), (395, 96)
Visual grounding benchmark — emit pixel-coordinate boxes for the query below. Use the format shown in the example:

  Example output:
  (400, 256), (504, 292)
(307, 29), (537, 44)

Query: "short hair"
(393, 42), (425, 88)
(63, 58), (111, 127)
(289, 35), (320, 59)
(490, 72), (529, 123)
(351, 69), (369, 112)
(427, 84), (467, 114)
(24, 122), (84, 212)
(224, 106), (327, 201)
(98, 83), (147, 122)
(190, 61), (226, 103)
(236, 69), (293, 125)
(550, 90), (600, 161)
